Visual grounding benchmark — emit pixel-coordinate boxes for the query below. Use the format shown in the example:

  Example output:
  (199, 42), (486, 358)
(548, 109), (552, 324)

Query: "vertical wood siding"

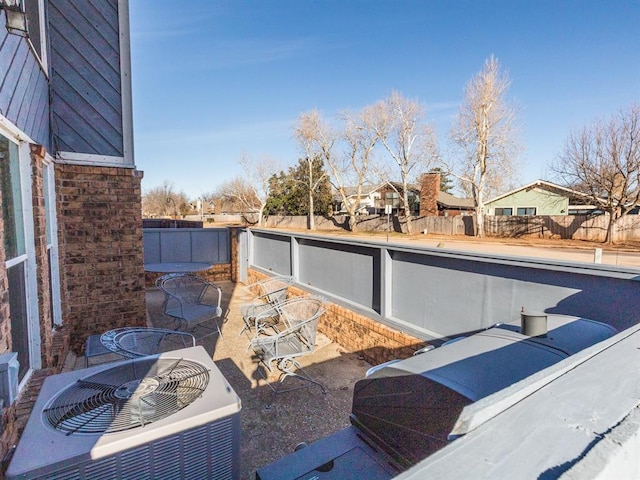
(0, 17), (50, 148)
(48, 0), (124, 157)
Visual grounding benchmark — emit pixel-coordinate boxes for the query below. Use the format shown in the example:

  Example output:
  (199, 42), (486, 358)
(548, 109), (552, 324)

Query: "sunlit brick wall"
(55, 165), (146, 353)
(420, 172), (440, 217)
(29, 145), (58, 369)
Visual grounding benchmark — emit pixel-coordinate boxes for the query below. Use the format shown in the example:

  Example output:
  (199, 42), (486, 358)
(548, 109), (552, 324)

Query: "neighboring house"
(332, 185), (382, 215)
(419, 172), (474, 217)
(435, 191), (475, 217)
(0, 0), (145, 459)
(485, 180), (598, 216)
(332, 174), (473, 217)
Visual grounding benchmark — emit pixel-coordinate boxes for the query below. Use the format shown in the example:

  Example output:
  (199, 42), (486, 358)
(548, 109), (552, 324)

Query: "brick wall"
(246, 270), (428, 366)
(0, 141), (12, 469)
(29, 145), (62, 370)
(420, 172), (440, 217)
(144, 263), (231, 289)
(55, 164), (147, 353)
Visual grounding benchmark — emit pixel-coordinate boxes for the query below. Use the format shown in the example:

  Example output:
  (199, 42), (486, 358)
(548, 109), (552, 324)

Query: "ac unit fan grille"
(43, 357), (210, 435)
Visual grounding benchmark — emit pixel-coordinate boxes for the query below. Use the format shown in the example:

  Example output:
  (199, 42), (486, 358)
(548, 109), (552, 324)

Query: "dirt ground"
(145, 284), (371, 480)
(145, 229), (639, 478)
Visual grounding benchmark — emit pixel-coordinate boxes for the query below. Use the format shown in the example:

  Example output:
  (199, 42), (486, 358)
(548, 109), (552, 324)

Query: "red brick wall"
(420, 172), (440, 217)
(55, 164), (147, 353)
(29, 145), (60, 370)
(0, 166), (9, 357)
(0, 142), (12, 469)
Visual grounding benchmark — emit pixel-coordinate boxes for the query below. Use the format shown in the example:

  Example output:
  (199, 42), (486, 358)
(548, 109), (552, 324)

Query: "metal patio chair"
(250, 296), (327, 407)
(159, 274), (225, 340)
(155, 272), (186, 312)
(239, 275), (294, 338)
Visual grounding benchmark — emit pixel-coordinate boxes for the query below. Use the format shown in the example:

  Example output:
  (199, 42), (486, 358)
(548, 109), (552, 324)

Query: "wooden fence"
(264, 213), (640, 242)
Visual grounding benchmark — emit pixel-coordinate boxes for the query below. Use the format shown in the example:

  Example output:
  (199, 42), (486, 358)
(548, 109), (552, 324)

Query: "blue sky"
(129, 0), (639, 198)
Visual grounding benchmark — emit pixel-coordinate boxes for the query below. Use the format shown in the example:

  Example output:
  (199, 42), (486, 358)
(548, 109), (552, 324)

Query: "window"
(1, 133), (39, 382)
(516, 207), (537, 216)
(385, 192), (400, 208)
(24, 0), (48, 69)
(494, 207), (513, 216)
(43, 161), (62, 327)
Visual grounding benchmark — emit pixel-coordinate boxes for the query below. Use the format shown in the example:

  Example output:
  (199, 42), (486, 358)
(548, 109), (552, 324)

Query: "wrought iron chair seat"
(250, 296), (327, 407)
(240, 275), (294, 337)
(159, 274), (224, 340)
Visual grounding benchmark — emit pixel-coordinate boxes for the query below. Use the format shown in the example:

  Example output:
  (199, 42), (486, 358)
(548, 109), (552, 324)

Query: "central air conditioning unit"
(6, 346), (241, 480)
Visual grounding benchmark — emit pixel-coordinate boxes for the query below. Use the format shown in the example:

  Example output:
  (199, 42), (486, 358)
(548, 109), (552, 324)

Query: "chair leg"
(263, 357), (326, 409)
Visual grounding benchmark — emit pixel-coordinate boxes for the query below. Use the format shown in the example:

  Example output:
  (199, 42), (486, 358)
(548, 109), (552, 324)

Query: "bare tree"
(294, 111), (331, 230)
(142, 181), (189, 218)
(294, 107), (380, 232)
(216, 154), (278, 226)
(371, 91), (438, 234)
(449, 56), (521, 237)
(552, 104), (640, 244)
(333, 106), (381, 231)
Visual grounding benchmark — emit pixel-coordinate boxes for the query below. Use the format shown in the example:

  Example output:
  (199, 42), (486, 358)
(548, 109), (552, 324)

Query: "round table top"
(144, 262), (212, 273)
(100, 327), (196, 358)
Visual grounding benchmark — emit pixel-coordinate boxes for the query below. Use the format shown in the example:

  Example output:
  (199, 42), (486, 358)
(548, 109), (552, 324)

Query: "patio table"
(100, 327), (196, 358)
(144, 262), (213, 273)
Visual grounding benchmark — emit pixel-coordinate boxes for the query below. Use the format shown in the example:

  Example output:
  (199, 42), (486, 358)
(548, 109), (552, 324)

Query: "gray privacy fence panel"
(143, 228), (229, 265)
(248, 229), (640, 339)
(388, 252), (638, 336)
(191, 229), (228, 263)
(297, 238), (380, 311)
(252, 232), (292, 275)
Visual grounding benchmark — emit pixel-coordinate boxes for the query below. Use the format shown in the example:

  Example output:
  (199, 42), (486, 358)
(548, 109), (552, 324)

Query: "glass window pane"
(25, 0), (42, 60)
(517, 207), (536, 216)
(8, 263), (30, 381)
(0, 135), (25, 259)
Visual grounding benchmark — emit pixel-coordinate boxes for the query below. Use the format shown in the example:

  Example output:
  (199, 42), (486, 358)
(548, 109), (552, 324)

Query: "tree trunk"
(403, 190), (413, 234)
(308, 190), (315, 230)
(257, 206), (265, 227)
(475, 169), (485, 238)
(605, 212), (615, 244)
(476, 210), (484, 238)
(348, 215), (357, 232)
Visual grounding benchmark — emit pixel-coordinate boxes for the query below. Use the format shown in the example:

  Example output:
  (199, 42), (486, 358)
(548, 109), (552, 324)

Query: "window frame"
(494, 207), (513, 216)
(23, 0), (49, 74)
(43, 159), (62, 327)
(0, 127), (42, 386)
(516, 207), (537, 216)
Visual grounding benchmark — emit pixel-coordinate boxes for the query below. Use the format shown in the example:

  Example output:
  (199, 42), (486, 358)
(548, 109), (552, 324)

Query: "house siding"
(1, 0), (144, 468)
(0, 22), (50, 149)
(48, 0), (124, 157)
(486, 187), (569, 215)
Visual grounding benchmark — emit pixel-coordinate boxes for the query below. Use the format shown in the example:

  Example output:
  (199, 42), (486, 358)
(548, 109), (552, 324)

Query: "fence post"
(594, 248), (602, 264)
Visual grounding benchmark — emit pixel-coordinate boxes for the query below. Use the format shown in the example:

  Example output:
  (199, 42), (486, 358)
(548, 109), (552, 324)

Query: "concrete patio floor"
(64, 280), (372, 480)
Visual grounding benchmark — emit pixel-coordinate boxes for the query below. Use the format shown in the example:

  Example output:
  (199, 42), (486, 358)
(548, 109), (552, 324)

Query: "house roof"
(332, 185), (383, 200)
(486, 180), (595, 205)
(438, 191), (474, 209)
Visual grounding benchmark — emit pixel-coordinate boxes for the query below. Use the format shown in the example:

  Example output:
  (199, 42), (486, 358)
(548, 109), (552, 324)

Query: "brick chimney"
(420, 172), (440, 216)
